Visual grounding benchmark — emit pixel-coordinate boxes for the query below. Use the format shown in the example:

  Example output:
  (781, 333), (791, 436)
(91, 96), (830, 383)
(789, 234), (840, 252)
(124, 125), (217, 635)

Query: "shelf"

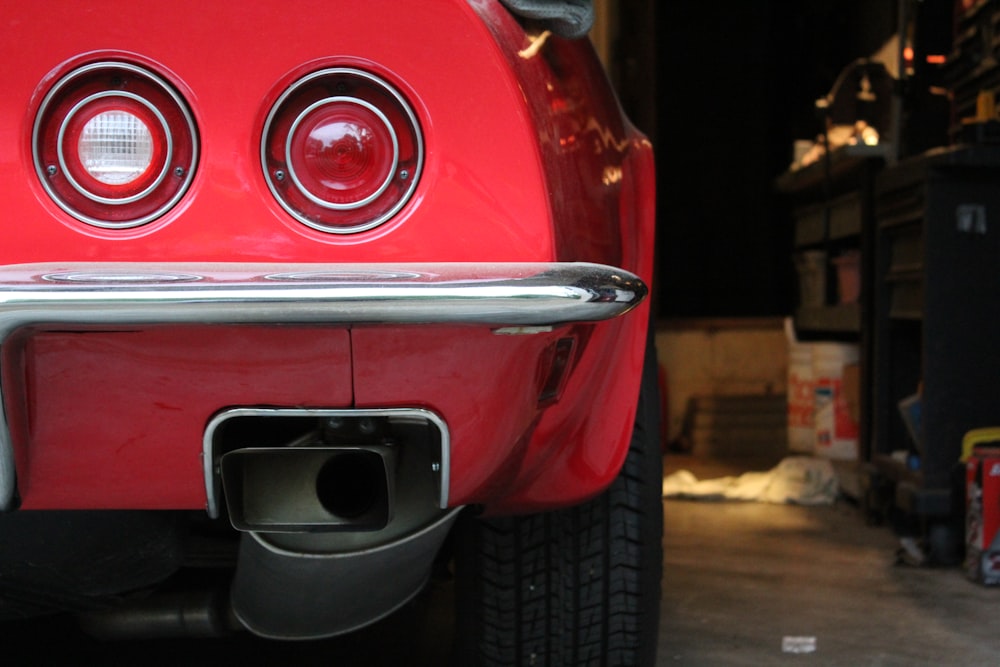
(795, 303), (861, 333)
(775, 144), (892, 195)
(828, 192), (863, 240)
(792, 204), (826, 247)
(878, 210), (924, 230)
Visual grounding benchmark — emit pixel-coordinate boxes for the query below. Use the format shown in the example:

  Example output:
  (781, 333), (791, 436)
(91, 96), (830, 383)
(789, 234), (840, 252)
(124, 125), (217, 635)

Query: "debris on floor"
(662, 456), (838, 505)
(896, 536), (928, 567)
(781, 636), (818, 654)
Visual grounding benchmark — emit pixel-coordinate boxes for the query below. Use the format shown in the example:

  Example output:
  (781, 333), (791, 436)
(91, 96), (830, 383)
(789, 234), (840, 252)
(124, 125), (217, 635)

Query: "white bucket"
(787, 344), (815, 453)
(813, 343), (860, 460)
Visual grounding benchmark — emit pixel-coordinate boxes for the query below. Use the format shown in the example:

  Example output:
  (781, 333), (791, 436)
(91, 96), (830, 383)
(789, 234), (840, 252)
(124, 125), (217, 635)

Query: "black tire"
(454, 337), (663, 666)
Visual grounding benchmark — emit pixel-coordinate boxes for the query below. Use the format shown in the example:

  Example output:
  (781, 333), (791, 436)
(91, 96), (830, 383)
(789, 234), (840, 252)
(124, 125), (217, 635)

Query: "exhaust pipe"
(78, 588), (237, 639)
(220, 445), (394, 533)
(208, 408), (456, 639)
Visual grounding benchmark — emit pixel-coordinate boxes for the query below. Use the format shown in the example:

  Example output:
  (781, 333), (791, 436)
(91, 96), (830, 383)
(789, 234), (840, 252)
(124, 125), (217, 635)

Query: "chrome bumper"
(0, 261), (646, 511)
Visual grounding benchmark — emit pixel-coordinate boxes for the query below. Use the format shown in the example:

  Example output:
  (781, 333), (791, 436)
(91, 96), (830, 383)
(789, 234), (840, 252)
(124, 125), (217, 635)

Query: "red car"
(0, 1), (660, 663)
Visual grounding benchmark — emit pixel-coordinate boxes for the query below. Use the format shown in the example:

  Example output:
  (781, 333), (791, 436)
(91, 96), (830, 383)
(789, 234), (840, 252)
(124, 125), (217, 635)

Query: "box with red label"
(965, 447), (1000, 584)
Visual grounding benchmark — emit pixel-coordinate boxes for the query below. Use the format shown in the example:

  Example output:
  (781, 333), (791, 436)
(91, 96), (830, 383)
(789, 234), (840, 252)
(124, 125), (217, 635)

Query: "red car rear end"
(0, 1), (660, 662)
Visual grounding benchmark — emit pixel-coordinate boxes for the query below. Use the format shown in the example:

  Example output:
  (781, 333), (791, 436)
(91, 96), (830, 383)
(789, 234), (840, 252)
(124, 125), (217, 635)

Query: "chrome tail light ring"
(261, 67), (423, 234)
(32, 61), (198, 229)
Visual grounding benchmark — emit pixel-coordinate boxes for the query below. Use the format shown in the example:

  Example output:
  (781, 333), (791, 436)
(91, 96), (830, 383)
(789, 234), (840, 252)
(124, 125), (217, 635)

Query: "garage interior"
(613, 0), (1000, 664)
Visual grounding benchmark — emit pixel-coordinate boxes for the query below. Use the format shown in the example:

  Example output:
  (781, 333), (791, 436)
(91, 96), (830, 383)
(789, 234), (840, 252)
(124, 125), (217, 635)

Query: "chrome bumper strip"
(0, 261), (646, 511)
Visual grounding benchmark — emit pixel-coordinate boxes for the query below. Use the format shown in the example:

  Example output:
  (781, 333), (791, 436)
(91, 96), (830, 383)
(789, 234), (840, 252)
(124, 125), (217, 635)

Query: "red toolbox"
(964, 428), (1000, 584)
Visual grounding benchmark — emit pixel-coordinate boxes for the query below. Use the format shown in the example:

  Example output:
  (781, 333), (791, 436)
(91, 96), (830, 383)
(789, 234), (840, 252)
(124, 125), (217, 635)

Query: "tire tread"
(456, 341), (663, 666)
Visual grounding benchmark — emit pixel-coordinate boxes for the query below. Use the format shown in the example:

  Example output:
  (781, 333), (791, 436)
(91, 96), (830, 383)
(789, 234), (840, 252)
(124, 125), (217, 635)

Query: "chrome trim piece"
(0, 260), (646, 511)
(44, 270), (202, 284)
(492, 325), (555, 335)
(261, 67), (424, 234)
(32, 61), (198, 229)
(203, 407), (451, 519)
(285, 97), (399, 211)
(265, 269), (422, 282)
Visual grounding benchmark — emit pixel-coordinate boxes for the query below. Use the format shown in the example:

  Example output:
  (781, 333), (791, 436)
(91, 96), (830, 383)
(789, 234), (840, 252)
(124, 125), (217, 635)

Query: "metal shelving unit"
(777, 145), (889, 340)
(869, 145), (1000, 560)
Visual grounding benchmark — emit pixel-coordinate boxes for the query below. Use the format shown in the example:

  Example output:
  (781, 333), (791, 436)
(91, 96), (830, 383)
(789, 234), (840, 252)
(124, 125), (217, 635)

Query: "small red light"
(287, 99), (397, 208)
(926, 54), (947, 65)
(262, 68), (423, 234)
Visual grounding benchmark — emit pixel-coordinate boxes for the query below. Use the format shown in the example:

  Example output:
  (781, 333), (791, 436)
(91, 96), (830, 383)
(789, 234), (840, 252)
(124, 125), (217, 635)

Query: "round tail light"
(33, 62), (197, 228)
(262, 68), (423, 234)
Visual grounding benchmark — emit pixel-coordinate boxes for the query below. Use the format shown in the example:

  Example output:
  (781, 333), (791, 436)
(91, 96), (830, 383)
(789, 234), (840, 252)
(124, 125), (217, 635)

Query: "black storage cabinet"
(870, 145), (1000, 559)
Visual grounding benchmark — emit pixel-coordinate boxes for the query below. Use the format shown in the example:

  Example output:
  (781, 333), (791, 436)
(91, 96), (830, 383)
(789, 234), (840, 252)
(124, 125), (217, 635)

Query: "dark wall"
(648, 1), (898, 318)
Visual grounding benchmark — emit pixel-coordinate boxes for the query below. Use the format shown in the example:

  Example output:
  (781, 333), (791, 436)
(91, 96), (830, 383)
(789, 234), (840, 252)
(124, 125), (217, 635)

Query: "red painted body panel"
(17, 327), (352, 509)
(468, 3), (657, 510)
(1, 1), (554, 263)
(353, 326), (563, 505)
(0, 0), (655, 514)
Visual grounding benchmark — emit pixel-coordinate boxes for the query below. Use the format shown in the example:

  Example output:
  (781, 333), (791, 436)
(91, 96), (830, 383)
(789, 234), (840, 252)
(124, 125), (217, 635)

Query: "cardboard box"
(965, 447), (1000, 584)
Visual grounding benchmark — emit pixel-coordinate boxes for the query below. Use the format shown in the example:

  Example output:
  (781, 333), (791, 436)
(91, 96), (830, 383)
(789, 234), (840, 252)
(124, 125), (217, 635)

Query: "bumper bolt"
(358, 418), (377, 436)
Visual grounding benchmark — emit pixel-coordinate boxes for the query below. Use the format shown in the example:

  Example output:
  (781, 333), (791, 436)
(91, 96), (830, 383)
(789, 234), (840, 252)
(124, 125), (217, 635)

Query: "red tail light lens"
(262, 68), (423, 234)
(33, 62), (197, 229)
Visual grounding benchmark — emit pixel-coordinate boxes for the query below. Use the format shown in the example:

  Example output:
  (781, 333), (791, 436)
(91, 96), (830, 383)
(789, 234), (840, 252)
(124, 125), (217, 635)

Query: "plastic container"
(813, 343), (860, 460)
(787, 344), (815, 453)
(832, 250), (861, 304)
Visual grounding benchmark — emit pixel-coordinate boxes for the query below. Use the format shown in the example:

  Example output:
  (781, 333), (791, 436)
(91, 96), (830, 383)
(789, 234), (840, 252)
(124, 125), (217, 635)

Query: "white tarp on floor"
(662, 456), (839, 505)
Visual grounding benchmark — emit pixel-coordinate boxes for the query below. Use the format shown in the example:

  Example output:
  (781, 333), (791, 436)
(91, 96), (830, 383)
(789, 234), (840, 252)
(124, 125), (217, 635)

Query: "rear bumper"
(0, 261), (646, 511)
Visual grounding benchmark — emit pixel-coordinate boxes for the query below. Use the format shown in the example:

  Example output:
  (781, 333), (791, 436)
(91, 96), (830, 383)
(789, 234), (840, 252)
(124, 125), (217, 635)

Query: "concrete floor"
(660, 453), (1000, 666)
(6, 453), (1000, 664)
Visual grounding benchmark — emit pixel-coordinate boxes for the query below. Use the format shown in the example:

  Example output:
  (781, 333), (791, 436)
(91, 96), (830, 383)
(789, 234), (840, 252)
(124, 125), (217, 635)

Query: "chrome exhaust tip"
(220, 445), (394, 533)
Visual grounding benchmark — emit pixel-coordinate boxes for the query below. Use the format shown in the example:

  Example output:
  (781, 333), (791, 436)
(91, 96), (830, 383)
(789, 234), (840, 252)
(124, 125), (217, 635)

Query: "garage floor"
(6, 452), (1000, 665)
(660, 453), (1000, 666)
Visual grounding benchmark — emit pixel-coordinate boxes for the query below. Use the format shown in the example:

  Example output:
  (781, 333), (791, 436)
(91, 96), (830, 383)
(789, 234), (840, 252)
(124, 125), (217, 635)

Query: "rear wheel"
(454, 340), (663, 666)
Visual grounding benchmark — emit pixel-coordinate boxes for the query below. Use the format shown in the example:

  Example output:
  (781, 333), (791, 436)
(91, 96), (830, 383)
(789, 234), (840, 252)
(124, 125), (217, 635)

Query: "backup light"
(78, 110), (156, 186)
